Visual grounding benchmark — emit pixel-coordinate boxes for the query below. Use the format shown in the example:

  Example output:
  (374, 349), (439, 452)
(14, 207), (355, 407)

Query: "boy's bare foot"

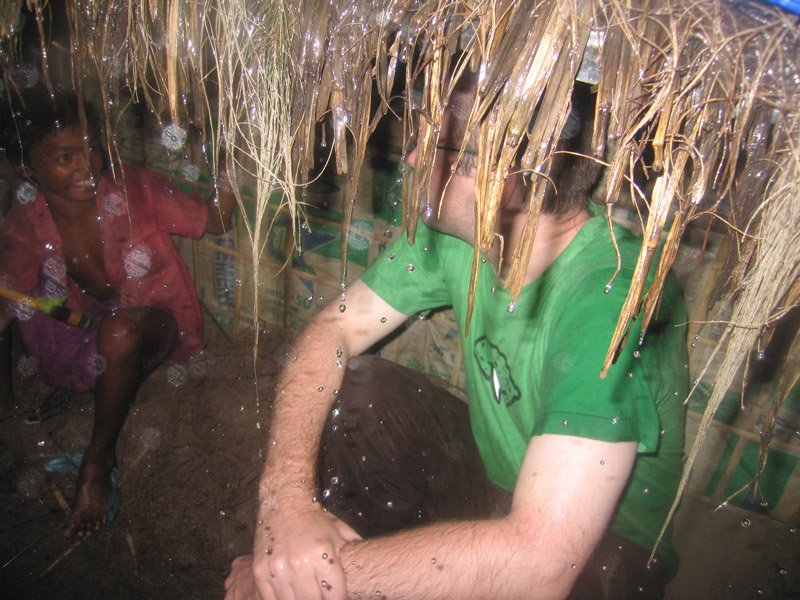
(64, 456), (114, 538)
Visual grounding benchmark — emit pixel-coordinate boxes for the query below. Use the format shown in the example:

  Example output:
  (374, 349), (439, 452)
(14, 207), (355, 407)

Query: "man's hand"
(225, 554), (259, 600)
(226, 506), (362, 600)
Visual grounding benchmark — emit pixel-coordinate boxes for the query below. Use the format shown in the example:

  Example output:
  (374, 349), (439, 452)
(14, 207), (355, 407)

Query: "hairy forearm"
(259, 310), (351, 506)
(340, 516), (579, 600)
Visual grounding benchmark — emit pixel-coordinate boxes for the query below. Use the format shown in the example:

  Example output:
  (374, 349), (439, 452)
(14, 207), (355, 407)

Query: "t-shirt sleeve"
(360, 222), (453, 315)
(140, 168), (209, 239)
(533, 267), (662, 453)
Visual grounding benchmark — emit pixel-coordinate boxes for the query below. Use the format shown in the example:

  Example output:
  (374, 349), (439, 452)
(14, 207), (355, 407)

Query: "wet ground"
(0, 325), (798, 599)
(0, 325), (275, 599)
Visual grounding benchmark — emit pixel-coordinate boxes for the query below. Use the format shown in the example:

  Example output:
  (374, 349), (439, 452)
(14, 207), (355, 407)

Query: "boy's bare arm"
(204, 152), (237, 235)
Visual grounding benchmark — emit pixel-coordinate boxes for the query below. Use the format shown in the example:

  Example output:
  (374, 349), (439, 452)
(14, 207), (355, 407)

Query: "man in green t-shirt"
(225, 80), (688, 600)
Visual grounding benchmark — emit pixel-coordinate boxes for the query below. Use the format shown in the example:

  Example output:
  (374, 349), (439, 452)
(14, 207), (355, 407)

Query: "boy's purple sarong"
(16, 298), (178, 393)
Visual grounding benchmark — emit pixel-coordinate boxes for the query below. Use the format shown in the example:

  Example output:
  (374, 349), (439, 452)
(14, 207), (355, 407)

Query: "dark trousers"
(317, 356), (667, 599)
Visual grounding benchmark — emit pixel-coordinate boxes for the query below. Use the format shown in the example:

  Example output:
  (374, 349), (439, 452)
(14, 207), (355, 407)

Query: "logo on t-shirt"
(475, 336), (521, 408)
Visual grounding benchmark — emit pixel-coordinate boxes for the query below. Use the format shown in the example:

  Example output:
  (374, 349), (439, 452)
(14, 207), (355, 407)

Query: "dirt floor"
(0, 324), (798, 599)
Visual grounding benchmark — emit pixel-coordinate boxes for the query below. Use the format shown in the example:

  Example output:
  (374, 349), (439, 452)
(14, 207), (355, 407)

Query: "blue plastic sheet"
(761, 0), (800, 15)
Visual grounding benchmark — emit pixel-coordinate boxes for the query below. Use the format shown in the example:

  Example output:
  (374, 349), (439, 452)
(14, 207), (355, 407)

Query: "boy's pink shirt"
(0, 164), (209, 360)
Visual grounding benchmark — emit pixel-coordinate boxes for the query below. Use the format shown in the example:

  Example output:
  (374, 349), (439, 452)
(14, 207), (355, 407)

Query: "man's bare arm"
(241, 279), (409, 600)
(338, 434), (637, 600)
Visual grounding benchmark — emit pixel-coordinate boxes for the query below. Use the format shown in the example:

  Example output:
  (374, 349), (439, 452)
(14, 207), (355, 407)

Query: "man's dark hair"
(540, 81), (601, 215)
(1, 88), (98, 167)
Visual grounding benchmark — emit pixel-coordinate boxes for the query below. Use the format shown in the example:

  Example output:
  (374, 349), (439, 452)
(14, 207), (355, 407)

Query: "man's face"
(27, 126), (103, 209)
(407, 96), (481, 243)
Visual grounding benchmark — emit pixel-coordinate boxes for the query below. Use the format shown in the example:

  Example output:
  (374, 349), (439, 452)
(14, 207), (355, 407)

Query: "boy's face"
(26, 126), (103, 209)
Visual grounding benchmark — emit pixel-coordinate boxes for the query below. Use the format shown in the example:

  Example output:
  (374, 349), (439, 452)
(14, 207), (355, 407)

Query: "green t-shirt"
(361, 210), (688, 569)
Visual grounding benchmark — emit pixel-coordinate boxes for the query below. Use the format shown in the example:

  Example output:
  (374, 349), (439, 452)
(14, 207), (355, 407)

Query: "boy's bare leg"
(64, 307), (175, 538)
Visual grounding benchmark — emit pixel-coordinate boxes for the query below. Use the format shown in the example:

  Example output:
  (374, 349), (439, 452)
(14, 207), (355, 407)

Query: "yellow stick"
(49, 484), (69, 513)
(40, 539), (82, 577)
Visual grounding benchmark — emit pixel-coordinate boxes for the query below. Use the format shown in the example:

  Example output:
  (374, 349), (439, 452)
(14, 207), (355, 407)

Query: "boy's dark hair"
(1, 88), (98, 167)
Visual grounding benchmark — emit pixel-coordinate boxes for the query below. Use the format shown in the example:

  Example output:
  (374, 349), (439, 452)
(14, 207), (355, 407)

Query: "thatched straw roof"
(2, 0), (799, 541)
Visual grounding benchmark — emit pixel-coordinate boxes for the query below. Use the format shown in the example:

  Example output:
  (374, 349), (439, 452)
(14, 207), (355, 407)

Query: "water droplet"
(406, 264), (415, 272)
(604, 283), (612, 294)
(571, 564), (577, 569)
(16, 356), (36, 377)
(507, 302), (516, 314)
(562, 420), (569, 427)
(627, 372), (634, 378)
(87, 354), (107, 376)
(167, 364), (188, 387)
(321, 580), (329, 589)
(741, 518), (751, 528)
(490, 285), (496, 294)
(632, 350), (641, 358)
(388, 253), (396, 260)
(380, 317), (387, 323)
(322, 552), (329, 560)
(600, 460), (605, 465)
(611, 416), (620, 425)
(338, 304), (347, 313)
(182, 164), (201, 181)
(336, 360), (343, 368)
(317, 386), (324, 393)
(643, 487), (649, 493)
(386, 501), (394, 509)
(15, 181), (38, 204)
(431, 558), (437, 564)
(36, 439), (46, 447)
(160, 123), (187, 150)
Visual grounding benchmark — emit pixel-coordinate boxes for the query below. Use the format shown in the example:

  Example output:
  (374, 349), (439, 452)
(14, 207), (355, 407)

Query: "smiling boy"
(0, 89), (235, 538)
